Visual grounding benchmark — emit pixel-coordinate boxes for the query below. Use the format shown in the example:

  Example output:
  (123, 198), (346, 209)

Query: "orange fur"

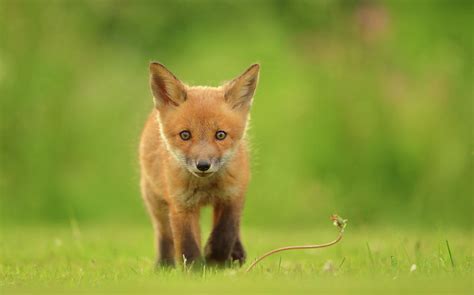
(139, 62), (259, 266)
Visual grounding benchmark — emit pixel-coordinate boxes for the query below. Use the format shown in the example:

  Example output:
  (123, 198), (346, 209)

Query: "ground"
(1, 223), (472, 294)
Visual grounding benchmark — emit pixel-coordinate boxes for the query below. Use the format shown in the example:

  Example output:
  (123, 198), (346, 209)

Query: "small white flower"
(322, 260), (334, 272)
(410, 264), (417, 272)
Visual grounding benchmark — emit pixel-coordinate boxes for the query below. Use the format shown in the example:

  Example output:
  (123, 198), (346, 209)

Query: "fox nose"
(196, 160), (211, 172)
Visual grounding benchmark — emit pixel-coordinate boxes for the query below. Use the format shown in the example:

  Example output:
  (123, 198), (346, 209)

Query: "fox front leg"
(205, 201), (244, 265)
(169, 208), (202, 265)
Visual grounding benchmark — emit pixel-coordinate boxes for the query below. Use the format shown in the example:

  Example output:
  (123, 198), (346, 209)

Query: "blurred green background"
(0, 0), (472, 230)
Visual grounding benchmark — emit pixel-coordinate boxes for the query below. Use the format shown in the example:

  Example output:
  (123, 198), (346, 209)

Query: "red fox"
(139, 62), (260, 266)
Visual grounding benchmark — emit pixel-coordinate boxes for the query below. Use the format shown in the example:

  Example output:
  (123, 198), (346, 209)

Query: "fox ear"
(224, 64), (260, 109)
(149, 62), (186, 108)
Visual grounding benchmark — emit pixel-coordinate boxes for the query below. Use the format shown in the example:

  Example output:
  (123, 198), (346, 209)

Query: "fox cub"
(139, 62), (259, 266)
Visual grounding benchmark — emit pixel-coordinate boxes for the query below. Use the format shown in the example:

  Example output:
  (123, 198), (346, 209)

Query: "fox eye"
(215, 130), (227, 140)
(179, 130), (191, 141)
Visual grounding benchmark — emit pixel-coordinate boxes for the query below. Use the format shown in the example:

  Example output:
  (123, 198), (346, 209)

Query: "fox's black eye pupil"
(216, 131), (227, 140)
(180, 131), (191, 140)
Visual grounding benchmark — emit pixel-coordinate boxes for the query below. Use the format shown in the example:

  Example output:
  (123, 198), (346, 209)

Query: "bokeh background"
(0, 0), (472, 230)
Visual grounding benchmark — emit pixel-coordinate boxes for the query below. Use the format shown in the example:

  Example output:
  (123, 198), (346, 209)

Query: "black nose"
(196, 160), (211, 172)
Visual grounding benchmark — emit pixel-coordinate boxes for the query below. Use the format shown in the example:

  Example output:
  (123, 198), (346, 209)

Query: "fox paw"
(231, 240), (246, 265)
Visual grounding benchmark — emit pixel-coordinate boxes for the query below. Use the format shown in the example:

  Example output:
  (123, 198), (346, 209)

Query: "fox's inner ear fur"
(149, 62), (187, 108)
(224, 64), (260, 109)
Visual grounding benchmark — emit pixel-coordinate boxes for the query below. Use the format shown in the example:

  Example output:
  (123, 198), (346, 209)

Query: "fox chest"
(173, 179), (239, 207)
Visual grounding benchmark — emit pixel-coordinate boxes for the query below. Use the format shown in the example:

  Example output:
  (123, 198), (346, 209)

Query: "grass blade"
(366, 242), (375, 268)
(445, 240), (455, 269)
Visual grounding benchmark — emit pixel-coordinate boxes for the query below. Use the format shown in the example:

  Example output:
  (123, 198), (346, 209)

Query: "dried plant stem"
(245, 231), (344, 273)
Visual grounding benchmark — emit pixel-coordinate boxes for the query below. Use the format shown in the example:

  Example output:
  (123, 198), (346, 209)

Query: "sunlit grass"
(1, 224), (472, 294)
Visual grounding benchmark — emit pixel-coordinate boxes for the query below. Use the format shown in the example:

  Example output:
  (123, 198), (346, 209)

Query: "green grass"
(1, 223), (472, 294)
(0, 2), (471, 293)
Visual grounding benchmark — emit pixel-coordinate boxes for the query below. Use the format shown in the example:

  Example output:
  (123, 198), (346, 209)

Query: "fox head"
(149, 62), (259, 178)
